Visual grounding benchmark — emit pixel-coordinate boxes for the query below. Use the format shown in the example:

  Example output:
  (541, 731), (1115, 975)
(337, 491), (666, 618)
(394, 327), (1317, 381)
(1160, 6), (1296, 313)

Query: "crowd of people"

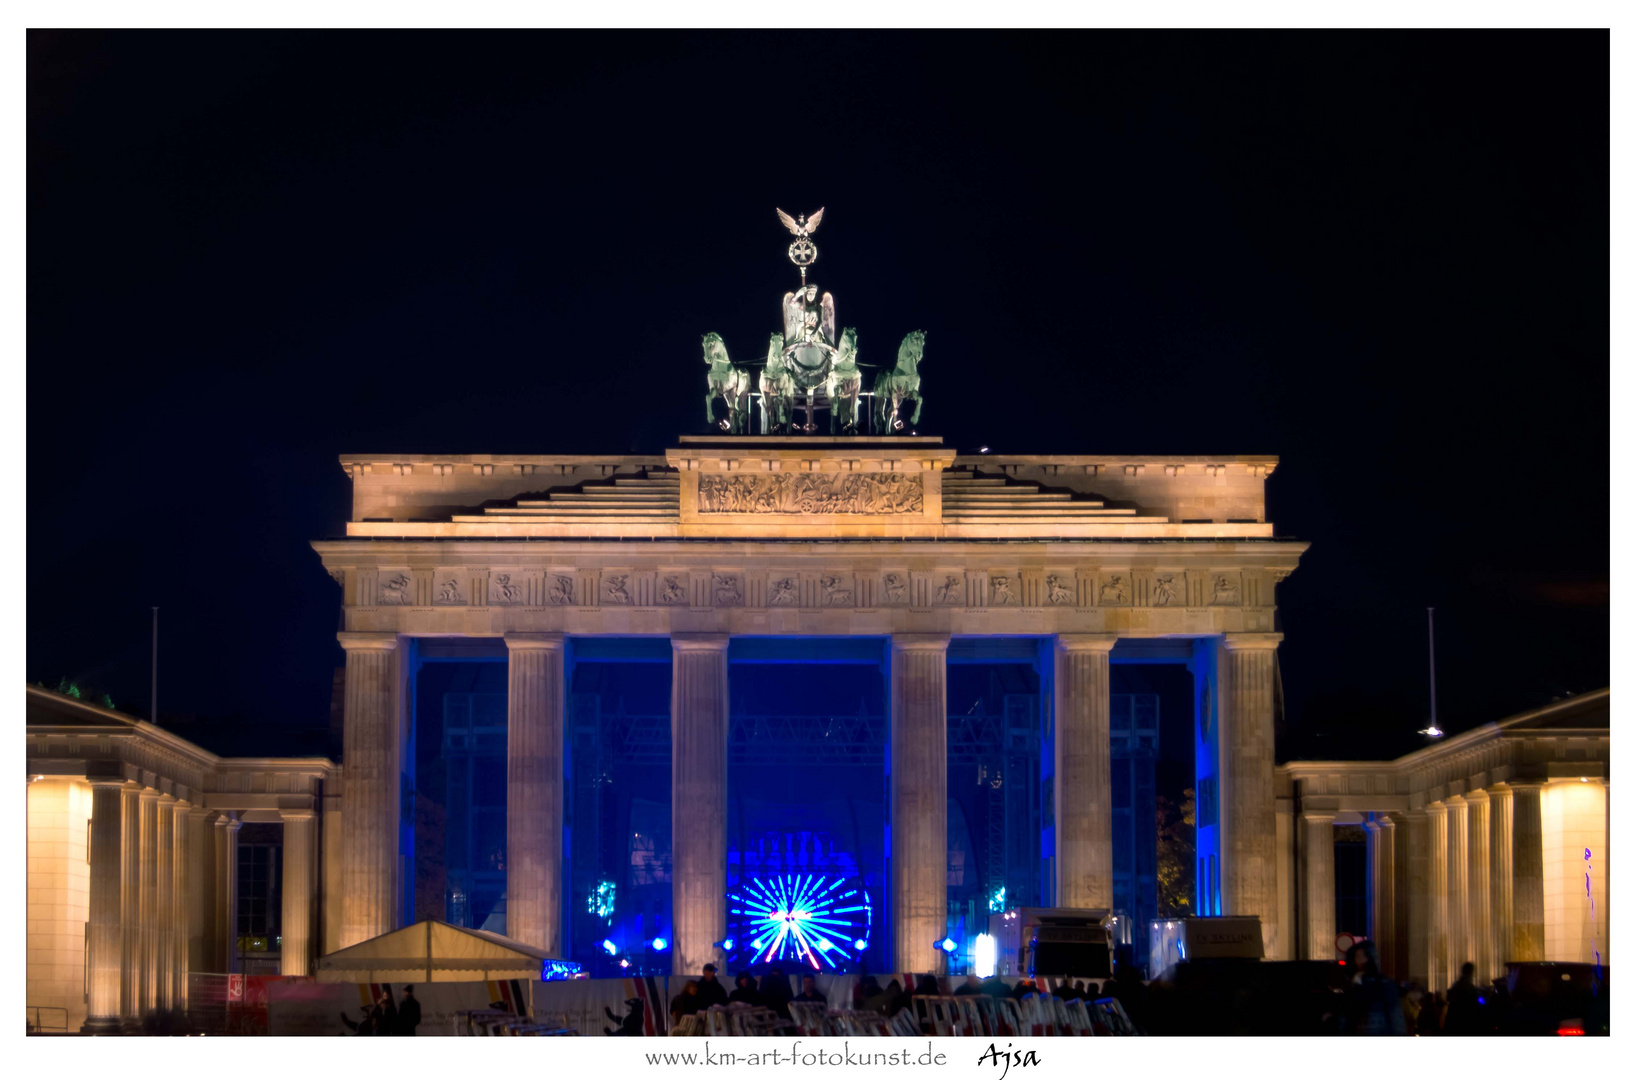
(339, 984), (423, 1036)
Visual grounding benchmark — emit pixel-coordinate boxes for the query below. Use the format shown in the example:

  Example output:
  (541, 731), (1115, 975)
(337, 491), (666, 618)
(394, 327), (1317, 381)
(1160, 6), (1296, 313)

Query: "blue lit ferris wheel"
(726, 873), (873, 971)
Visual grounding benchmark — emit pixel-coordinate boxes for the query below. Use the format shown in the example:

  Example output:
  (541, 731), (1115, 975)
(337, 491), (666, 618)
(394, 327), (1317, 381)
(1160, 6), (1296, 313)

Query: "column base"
(79, 1016), (123, 1035)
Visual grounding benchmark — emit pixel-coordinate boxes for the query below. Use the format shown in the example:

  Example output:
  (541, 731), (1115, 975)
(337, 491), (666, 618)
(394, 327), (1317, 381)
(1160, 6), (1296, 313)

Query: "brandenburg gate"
(313, 436), (1307, 972)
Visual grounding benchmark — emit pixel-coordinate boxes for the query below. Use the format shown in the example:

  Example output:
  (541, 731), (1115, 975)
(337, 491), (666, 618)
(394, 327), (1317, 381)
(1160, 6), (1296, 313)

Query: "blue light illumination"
(588, 880), (616, 919)
(542, 959), (584, 981)
(601, 939), (618, 956)
(987, 886), (1006, 914)
(726, 873), (873, 971)
(651, 936), (669, 951)
(938, 937), (959, 954)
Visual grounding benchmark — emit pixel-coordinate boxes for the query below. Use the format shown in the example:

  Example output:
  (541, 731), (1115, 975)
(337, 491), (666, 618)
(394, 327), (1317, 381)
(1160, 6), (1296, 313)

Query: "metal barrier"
(26, 1006), (69, 1033)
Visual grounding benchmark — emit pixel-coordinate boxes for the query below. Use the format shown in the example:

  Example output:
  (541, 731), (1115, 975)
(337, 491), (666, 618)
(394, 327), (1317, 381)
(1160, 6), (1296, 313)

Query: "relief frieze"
(697, 472), (924, 514)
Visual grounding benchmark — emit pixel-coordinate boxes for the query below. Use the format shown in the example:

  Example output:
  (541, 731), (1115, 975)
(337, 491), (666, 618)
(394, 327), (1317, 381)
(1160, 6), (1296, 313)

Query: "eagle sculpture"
(776, 207), (825, 238)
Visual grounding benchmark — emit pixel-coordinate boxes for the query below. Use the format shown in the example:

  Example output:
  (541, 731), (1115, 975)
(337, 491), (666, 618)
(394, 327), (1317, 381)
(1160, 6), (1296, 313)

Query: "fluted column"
(1489, 785), (1514, 976)
(1426, 801), (1448, 992)
(138, 787), (160, 1014)
(1405, 810), (1430, 986)
(215, 815), (241, 972)
(504, 633), (566, 954)
(1510, 782), (1545, 962)
(1220, 634), (1281, 943)
(1367, 815), (1395, 974)
(1446, 795), (1468, 976)
(155, 795), (176, 1010)
(1466, 791), (1492, 981)
(1053, 635), (1117, 909)
(1300, 812), (1336, 960)
(338, 631), (402, 947)
(119, 781), (141, 1025)
(891, 633), (950, 974)
(279, 809), (316, 976)
(83, 777), (125, 1033)
(671, 634), (730, 977)
(187, 807), (212, 978)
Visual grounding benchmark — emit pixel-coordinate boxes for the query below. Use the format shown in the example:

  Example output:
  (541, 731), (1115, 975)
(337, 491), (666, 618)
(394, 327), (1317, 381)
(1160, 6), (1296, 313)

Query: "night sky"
(27, 31), (1608, 759)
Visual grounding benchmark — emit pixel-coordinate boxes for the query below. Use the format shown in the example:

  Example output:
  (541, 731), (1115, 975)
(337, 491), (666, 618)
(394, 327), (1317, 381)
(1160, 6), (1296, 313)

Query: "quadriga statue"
(827, 327), (862, 434)
(873, 330), (925, 432)
(760, 332), (795, 434)
(702, 332), (752, 432)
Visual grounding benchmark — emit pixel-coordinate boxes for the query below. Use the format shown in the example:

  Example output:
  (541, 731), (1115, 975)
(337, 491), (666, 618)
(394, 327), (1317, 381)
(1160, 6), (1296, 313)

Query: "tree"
(1156, 788), (1195, 918)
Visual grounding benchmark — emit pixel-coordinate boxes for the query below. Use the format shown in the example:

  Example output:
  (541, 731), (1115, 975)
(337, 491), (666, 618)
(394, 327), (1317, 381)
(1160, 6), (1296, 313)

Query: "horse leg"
(705, 390), (717, 426)
(908, 390), (923, 427)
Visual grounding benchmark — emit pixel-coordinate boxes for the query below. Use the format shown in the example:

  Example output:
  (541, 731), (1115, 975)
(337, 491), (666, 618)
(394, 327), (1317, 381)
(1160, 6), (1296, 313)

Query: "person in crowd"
(697, 963), (729, 1008)
(379, 985), (400, 1035)
(760, 966), (794, 1018)
(856, 976), (883, 1010)
(397, 985), (421, 1036)
(862, 977), (895, 1015)
(1399, 981), (1424, 1035)
(954, 975), (983, 996)
(1104, 957), (1149, 1034)
(792, 974), (825, 1004)
(1057, 981), (1081, 1002)
(884, 978), (911, 1017)
(605, 997), (646, 1036)
(1082, 980), (1101, 999)
(1009, 977), (1036, 1000)
(980, 975), (1009, 999)
(339, 1004), (379, 1036)
(670, 979), (702, 1024)
(1341, 942), (1405, 1035)
(912, 974), (941, 999)
(729, 974), (763, 1007)
(1442, 962), (1482, 1034)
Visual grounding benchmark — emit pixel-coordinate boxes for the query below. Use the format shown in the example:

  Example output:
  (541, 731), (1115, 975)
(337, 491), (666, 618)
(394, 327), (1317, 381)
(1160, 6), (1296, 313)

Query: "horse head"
(702, 331), (730, 367)
(895, 330), (926, 373)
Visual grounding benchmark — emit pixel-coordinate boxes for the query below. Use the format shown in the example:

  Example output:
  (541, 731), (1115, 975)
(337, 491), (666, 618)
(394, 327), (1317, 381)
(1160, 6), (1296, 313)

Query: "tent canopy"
(316, 919), (555, 984)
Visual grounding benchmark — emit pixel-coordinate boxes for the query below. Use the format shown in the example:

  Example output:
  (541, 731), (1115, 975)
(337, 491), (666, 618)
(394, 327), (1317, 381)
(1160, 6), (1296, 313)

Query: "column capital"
(279, 809), (317, 824)
(1055, 633), (1118, 654)
(88, 775), (127, 790)
(1377, 814), (1398, 831)
(186, 804), (212, 820)
(1465, 788), (1491, 803)
(1364, 818), (1381, 833)
(1222, 632), (1284, 652)
(1506, 780), (1545, 794)
(890, 633), (951, 652)
(122, 779), (143, 793)
(1425, 801), (1448, 817)
(504, 632), (566, 652)
(214, 813), (242, 832)
(337, 631), (400, 652)
(670, 632), (731, 652)
(1301, 811), (1336, 825)
(157, 792), (178, 806)
(1445, 792), (1467, 807)
(139, 786), (160, 803)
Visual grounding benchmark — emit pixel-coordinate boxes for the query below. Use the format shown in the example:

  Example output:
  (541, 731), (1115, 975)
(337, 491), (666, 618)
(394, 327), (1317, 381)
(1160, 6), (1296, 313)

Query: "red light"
(1556, 1024), (1585, 1037)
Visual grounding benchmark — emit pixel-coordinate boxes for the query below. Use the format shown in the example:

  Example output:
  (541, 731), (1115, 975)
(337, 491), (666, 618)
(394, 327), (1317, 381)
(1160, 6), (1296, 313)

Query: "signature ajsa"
(977, 1042), (1042, 1080)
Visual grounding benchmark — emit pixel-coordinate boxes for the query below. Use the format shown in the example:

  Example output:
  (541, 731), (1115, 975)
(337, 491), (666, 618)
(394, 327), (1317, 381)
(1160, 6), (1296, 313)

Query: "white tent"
(317, 919), (553, 985)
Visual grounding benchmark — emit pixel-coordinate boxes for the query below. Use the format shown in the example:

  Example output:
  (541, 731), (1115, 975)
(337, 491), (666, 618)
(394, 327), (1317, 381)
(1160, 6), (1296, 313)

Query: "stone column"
(280, 809), (317, 976)
(155, 795), (176, 1011)
(1446, 796), (1468, 976)
(338, 631), (402, 948)
(1300, 812), (1336, 960)
(671, 634), (730, 976)
(1489, 784), (1514, 976)
(83, 777), (126, 1033)
(215, 814), (241, 972)
(119, 781), (141, 1025)
(890, 634), (950, 975)
(1466, 791), (1492, 982)
(1404, 810), (1430, 986)
(1426, 801), (1448, 992)
(1367, 815), (1396, 974)
(504, 633), (566, 954)
(1220, 634), (1281, 944)
(138, 787), (160, 1015)
(1510, 782), (1546, 962)
(187, 807), (212, 977)
(1053, 635), (1117, 909)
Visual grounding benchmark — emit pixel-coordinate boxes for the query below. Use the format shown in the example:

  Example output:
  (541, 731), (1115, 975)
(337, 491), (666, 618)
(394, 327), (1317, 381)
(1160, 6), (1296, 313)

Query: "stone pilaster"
(1300, 812), (1336, 960)
(1426, 802), (1448, 992)
(1446, 795), (1468, 975)
(155, 795), (176, 1010)
(119, 781), (141, 1024)
(1510, 782), (1545, 962)
(1466, 790), (1492, 982)
(1489, 784), (1514, 976)
(1053, 635), (1117, 910)
(338, 631), (402, 948)
(187, 807), (212, 978)
(891, 634), (950, 974)
(1220, 634), (1281, 946)
(1404, 810), (1430, 986)
(138, 787), (160, 1015)
(504, 633), (566, 954)
(279, 810), (317, 976)
(83, 777), (125, 1033)
(215, 814), (241, 972)
(1367, 815), (1396, 975)
(671, 634), (730, 977)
